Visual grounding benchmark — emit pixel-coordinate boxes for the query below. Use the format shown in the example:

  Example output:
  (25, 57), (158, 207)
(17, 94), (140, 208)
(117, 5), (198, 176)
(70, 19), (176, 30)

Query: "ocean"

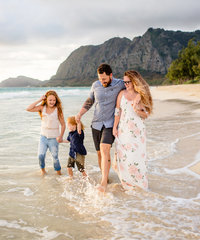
(0, 87), (200, 240)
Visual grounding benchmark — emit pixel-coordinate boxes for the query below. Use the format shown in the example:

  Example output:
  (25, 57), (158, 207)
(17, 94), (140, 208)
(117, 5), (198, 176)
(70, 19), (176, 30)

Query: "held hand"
(75, 114), (81, 123)
(56, 136), (63, 143)
(77, 129), (81, 134)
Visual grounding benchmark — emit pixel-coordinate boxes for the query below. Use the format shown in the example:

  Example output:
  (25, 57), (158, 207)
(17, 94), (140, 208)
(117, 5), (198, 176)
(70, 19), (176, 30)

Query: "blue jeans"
(38, 135), (61, 171)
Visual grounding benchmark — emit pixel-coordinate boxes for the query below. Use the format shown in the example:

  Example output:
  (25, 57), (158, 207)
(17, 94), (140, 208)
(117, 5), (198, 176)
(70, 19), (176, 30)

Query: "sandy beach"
(151, 84), (200, 101)
(151, 84), (200, 175)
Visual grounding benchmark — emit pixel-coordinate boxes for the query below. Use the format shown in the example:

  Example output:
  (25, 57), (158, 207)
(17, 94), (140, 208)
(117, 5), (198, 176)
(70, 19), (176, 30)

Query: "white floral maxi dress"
(114, 94), (148, 190)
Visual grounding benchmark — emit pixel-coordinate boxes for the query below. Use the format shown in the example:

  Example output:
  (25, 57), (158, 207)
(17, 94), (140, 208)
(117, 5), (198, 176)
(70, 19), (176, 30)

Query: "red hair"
(39, 90), (63, 119)
(67, 116), (85, 130)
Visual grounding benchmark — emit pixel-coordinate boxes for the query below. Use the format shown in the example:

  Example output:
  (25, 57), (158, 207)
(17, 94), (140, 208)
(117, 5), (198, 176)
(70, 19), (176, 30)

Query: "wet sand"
(1, 86), (200, 239)
(151, 84), (200, 176)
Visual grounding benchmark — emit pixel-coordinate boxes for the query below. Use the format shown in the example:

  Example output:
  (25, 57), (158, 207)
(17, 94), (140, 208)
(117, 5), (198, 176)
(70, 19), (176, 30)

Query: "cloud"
(0, 0), (200, 81)
(1, 0), (199, 45)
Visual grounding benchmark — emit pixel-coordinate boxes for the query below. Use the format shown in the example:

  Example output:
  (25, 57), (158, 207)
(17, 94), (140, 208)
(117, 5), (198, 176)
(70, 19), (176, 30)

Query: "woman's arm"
(135, 102), (149, 119)
(26, 95), (45, 112)
(132, 94), (141, 111)
(113, 90), (124, 137)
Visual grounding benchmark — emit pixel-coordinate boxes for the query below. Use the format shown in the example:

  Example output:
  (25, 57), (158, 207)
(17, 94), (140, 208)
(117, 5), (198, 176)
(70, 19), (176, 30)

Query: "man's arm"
(76, 97), (94, 122)
(83, 97), (94, 110)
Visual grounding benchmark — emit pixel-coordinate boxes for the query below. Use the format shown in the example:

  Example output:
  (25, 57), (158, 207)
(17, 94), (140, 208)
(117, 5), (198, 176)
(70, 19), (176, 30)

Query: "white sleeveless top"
(41, 106), (60, 138)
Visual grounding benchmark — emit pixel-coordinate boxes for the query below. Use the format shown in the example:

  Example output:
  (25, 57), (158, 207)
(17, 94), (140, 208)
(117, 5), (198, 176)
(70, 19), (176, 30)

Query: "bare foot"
(82, 171), (87, 178)
(82, 175), (90, 180)
(96, 184), (106, 194)
(56, 170), (62, 175)
(66, 176), (73, 181)
(41, 168), (47, 176)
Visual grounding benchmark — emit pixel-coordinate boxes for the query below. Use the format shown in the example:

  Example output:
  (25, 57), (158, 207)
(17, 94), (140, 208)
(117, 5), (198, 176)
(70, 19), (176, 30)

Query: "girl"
(26, 90), (66, 175)
(62, 116), (87, 178)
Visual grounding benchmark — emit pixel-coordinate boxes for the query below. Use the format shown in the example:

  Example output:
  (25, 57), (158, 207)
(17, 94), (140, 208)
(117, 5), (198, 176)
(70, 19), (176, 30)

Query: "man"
(76, 63), (125, 192)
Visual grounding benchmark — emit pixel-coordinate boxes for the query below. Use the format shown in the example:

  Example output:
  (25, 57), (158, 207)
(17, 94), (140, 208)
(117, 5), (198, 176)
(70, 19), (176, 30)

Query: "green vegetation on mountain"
(46, 28), (200, 86)
(165, 39), (200, 84)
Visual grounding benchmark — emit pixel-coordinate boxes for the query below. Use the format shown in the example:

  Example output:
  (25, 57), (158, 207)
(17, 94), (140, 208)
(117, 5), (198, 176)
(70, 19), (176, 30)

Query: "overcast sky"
(0, 0), (200, 82)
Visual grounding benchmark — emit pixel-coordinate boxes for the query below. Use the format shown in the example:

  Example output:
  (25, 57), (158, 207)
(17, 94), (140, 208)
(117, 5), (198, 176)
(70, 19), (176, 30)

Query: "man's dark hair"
(97, 63), (112, 75)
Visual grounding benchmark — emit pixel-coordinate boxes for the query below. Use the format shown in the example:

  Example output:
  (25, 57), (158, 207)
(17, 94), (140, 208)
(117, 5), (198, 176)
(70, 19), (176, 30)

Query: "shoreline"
(150, 84), (200, 176)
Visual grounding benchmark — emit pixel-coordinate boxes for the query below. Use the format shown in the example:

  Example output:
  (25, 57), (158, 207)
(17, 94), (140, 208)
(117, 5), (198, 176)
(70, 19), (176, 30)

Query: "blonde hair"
(39, 90), (64, 119)
(124, 70), (153, 115)
(67, 116), (85, 130)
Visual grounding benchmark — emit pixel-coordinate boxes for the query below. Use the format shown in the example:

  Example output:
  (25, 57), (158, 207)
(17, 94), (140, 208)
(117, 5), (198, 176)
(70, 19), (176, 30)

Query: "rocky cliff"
(2, 28), (200, 87)
(46, 28), (200, 86)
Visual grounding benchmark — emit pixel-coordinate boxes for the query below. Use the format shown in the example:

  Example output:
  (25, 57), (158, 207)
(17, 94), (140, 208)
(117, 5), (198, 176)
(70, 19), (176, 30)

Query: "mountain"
(46, 28), (200, 86)
(2, 28), (200, 87)
(0, 76), (44, 87)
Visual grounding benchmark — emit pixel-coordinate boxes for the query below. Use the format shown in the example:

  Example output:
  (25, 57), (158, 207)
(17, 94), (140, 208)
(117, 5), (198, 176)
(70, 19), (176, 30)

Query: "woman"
(113, 70), (153, 191)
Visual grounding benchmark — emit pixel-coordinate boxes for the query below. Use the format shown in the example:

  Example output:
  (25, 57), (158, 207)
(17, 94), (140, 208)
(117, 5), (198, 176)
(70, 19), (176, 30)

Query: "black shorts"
(92, 126), (115, 151)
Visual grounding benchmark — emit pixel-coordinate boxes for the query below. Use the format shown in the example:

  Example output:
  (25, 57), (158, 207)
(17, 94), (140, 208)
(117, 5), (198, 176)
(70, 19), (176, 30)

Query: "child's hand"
(77, 122), (82, 134)
(56, 136), (63, 143)
(40, 95), (46, 101)
(77, 129), (81, 134)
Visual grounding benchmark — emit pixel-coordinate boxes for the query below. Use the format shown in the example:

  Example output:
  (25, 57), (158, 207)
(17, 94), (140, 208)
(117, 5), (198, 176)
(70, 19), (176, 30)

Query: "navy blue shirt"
(67, 130), (87, 159)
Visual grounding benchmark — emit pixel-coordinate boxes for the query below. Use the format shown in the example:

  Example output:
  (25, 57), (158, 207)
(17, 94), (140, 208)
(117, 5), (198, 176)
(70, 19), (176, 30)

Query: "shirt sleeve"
(67, 134), (70, 142)
(120, 79), (126, 90)
(89, 82), (95, 102)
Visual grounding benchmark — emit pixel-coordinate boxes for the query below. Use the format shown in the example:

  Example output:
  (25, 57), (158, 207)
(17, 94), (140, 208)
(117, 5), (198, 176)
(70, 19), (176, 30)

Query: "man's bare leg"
(97, 150), (102, 170)
(97, 143), (111, 192)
